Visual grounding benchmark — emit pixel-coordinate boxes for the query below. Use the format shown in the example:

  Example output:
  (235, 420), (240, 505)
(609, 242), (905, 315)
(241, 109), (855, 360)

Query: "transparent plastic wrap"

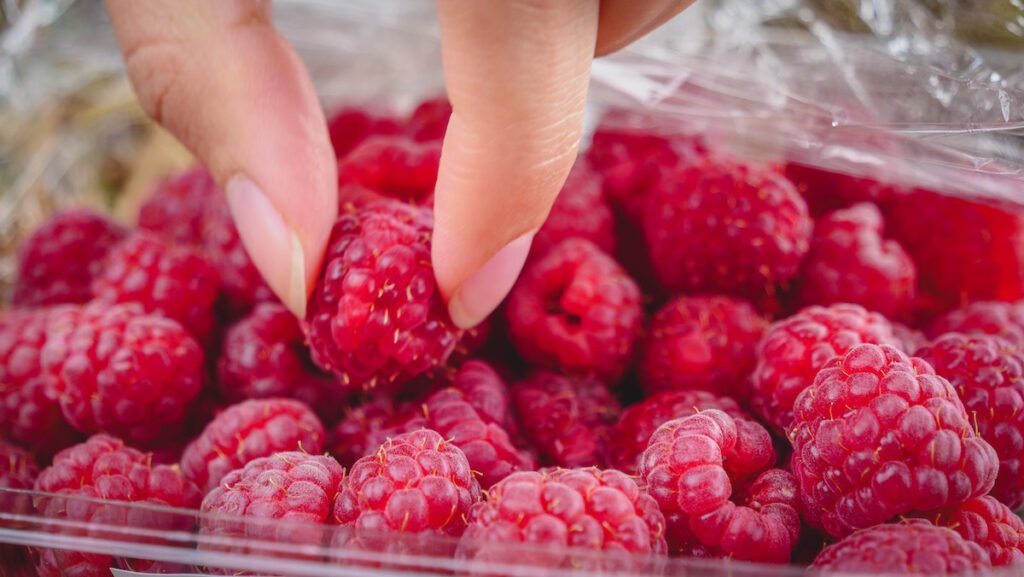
(1, 1), (1024, 576)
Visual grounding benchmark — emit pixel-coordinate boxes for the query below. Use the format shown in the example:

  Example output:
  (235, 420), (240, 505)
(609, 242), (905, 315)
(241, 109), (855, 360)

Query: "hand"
(104, 0), (692, 325)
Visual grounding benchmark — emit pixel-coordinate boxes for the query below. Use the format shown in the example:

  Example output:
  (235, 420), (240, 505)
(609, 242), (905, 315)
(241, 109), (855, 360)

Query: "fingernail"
(448, 231), (535, 330)
(225, 175), (307, 318)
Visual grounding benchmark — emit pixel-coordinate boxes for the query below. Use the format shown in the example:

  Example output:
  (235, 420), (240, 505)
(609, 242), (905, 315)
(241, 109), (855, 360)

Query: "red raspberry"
(0, 309), (81, 455)
(790, 343), (999, 538)
(328, 106), (403, 159)
(531, 162), (616, 260)
(11, 209), (125, 307)
(217, 303), (342, 419)
(138, 167), (215, 246)
(40, 303), (205, 445)
(811, 519), (991, 574)
(459, 467), (668, 571)
(925, 496), (1024, 567)
(892, 321), (929, 354)
(785, 164), (901, 217)
(329, 395), (423, 468)
(34, 435), (201, 577)
(506, 238), (642, 383)
(337, 136), (440, 206)
(639, 295), (768, 397)
(0, 441), (39, 565)
(797, 203), (917, 319)
(643, 157), (812, 302)
(181, 398), (327, 493)
(406, 96), (452, 142)
(605, 390), (751, 474)
(200, 451), (344, 560)
(915, 333), (1024, 509)
(306, 200), (462, 393)
(885, 189), (1024, 310)
(639, 410), (799, 563)
(332, 429), (482, 551)
(750, 303), (900, 432)
(928, 300), (1024, 347)
(92, 231), (221, 343)
(510, 371), (622, 467)
(200, 190), (276, 312)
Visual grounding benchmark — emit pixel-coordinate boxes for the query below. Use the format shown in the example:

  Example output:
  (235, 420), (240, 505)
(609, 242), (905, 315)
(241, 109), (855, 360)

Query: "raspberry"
(892, 321), (929, 354)
(639, 295), (768, 397)
(11, 209), (125, 307)
(200, 190), (276, 312)
(643, 156), (812, 301)
(0, 441), (38, 566)
(0, 308), (81, 455)
(750, 303), (900, 432)
(531, 162), (616, 260)
(506, 238), (642, 382)
(810, 519), (991, 574)
(789, 343), (999, 538)
(217, 303), (342, 420)
(40, 303), (205, 445)
(337, 136), (440, 206)
(406, 97), (452, 142)
(915, 333), (1024, 509)
(332, 429), (482, 551)
(328, 106), (403, 159)
(797, 203), (917, 319)
(604, 390), (750, 474)
(459, 468), (668, 571)
(510, 371), (622, 467)
(885, 189), (1024, 310)
(785, 164), (901, 217)
(306, 200), (461, 393)
(138, 167), (215, 246)
(639, 410), (799, 563)
(925, 496), (1024, 567)
(329, 395), (423, 468)
(34, 435), (201, 577)
(92, 231), (221, 343)
(928, 300), (1024, 347)
(200, 451), (345, 560)
(181, 398), (327, 493)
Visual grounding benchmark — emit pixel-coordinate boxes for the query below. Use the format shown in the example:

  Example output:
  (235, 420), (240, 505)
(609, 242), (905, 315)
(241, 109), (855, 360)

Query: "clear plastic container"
(2, 1), (1024, 576)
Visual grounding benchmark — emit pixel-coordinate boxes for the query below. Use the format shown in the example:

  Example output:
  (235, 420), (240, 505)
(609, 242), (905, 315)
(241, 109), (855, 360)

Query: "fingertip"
(444, 230), (535, 329)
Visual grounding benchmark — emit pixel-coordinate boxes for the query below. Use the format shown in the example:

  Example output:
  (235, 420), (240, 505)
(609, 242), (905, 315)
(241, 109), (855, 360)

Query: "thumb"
(105, 0), (337, 317)
(432, 0), (599, 329)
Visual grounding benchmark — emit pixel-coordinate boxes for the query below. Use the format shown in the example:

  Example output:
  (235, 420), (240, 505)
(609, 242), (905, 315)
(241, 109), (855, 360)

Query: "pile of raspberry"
(4, 98), (1024, 577)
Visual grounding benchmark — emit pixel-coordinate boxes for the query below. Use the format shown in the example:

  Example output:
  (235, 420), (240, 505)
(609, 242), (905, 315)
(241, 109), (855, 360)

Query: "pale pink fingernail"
(447, 231), (535, 330)
(225, 175), (307, 318)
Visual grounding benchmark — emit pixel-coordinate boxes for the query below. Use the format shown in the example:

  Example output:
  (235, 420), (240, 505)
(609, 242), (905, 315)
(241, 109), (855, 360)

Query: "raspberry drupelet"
(306, 200), (462, 394)
(789, 343), (999, 538)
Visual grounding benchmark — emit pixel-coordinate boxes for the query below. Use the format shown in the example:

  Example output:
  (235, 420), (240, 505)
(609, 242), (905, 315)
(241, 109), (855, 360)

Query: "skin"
(103, 0), (693, 327)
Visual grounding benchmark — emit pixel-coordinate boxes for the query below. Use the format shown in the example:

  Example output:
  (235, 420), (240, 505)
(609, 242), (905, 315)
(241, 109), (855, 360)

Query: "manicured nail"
(225, 175), (307, 318)
(448, 231), (535, 330)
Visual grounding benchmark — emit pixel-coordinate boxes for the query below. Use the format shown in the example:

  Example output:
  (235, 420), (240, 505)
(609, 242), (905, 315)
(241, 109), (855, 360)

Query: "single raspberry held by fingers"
(643, 157), (812, 302)
(332, 429), (482, 551)
(459, 468), (668, 572)
(337, 136), (441, 206)
(138, 167), (217, 246)
(217, 303), (342, 419)
(789, 343), (999, 538)
(750, 303), (899, 432)
(41, 303), (204, 446)
(915, 333), (1024, 509)
(604, 390), (750, 474)
(181, 398), (326, 493)
(12, 209), (125, 307)
(531, 162), (616, 260)
(34, 435), (201, 577)
(927, 300), (1024, 347)
(92, 231), (221, 344)
(924, 496), (1024, 567)
(797, 203), (917, 319)
(811, 519), (992, 575)
(511, 371), (622, 468)
(306, 200), (462, 394)
(638, 410), (800, 563)
(0, 308), (81, 455)
(506, 238), (643, 383)
(640, 296), (768, 397)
